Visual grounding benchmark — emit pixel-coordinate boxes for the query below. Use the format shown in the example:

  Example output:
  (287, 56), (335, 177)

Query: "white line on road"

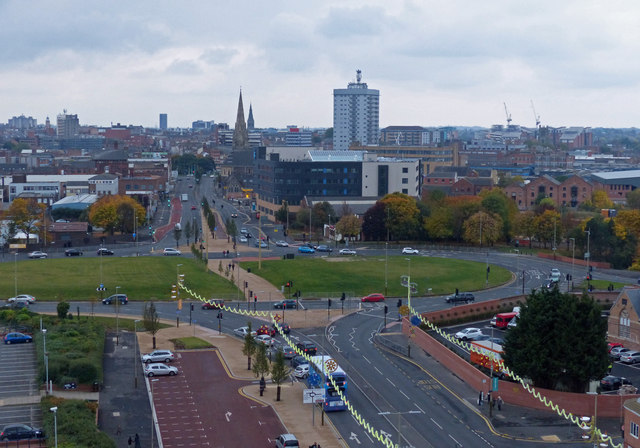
(362, 355), (371, 364)
(374, 366), (383, 375)
(414, 403), (425, 414)
(386, 378), (394, 386)
(400, 390), (410, 400)
(449, 434), (461, 446)
(430, 417), (442, 430)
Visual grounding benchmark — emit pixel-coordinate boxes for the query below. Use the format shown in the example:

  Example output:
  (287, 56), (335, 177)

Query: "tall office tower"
(333, 70), (380, 150)
(159, 113), (168, 130)
(56, 111), (80, 138)
(232, 89), (249, 150)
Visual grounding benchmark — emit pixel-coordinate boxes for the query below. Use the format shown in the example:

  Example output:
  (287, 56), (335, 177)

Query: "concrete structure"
(380, 126), (456, 146)
(591, 170), (640, 205)
(56, 112), (80, 139)
(333, 70), (379, 150)
(88, 173), (119, 197)
(159, 113), (168, 130)
(351, 143), (459, 175)
(284, 126), (312, 147)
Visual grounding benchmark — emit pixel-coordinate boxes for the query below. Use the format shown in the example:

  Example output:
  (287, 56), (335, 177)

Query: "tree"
(584, 215), (637, 269)
(514, 211), (536, 246)
(533, 210), (561, 248)
(252, 343), (270, 388)
(270, 349), (288, 401)
(626, 189), (640, 209)
(89, 195), (146, 235)
(294, 208), (310, 231)
(184, 221), (192, 245)
(8, 198), (46, 245)
(462, 211), (502, 246)
(275, 202), (289, 226)
(173, 228), (182, 248)
(503, 288), (608, 392)
(591, 190), (614, 210)
(361, 201), (387, 241)
(312, 202), (335, 229)
(380, 193), (422, 240)
(445, 196), (482, 241)
(480, 189), (517, 241)
(423, 207), (453, 240)
(143, 301), (161, 349)
(225, 218), (237, 240)
(56, 301), (70, 319)
(335, 214), (361, 242)
(242, 323), (257, 370)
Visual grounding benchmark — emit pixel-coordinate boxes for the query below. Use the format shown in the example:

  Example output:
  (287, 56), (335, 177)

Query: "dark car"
(0, 424), (43, 441)
(445, 292), (475, 304)
(273, 323), (290, 335)
(291, 355), (307, 368)
(600, 375), (632, 391)
(296, 341), (317, 356)
(3, 332), (33, 344)
(274, 299), (297, 309)
(102, 294), (128, 305)
(64, 248), (83, 256)
(315, 245), (333, 252)
(202, 299), (224, 310)
(97, 248), (114, 256)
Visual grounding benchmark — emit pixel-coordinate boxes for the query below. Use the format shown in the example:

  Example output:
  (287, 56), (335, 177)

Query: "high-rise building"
(333, 70), (379, 150)
(56, 111), (80, 139)
(159, 113), (168, 130)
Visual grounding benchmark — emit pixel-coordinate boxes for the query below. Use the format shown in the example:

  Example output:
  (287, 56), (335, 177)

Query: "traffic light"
(328, 299), (332, 308)
(285, 281), (290, 288)
(384, 305), (388, 314)
(341, 292), (346, 301)
(190, 303), (194, 311)
(397, 299), (402, 308)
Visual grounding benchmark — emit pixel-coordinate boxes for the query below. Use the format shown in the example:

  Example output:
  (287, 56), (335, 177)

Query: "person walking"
(497, 396), (503, 411)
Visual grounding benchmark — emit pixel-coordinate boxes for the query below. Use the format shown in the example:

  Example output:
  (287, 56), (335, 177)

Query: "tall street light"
(569, 237), (576, 292)
(14, 252), (18, 297)
(50, 406), (58, 448)
(115, 286), (121, 345)
(134, 319), (140, 388)
(585, 229), (591, 285)
(43, 328), (49, 395)
(384, 242), (389, 297)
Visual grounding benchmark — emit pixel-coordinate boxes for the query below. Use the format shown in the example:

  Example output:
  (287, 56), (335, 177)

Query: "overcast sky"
(2, 1), (640, 130)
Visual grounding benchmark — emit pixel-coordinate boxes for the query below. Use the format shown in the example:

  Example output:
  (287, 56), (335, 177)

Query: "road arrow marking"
(349, 432), (361, 444)
(380, 430), (392, 440)
(225, 411), (232, 422)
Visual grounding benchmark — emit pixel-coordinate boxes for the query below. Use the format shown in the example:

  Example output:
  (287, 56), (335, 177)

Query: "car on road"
(7, 294), (36, 304)
(454, 327), (484, 341)
(256, 325), (276, 337)
(231, 213), (238, 218)
(291, 355), (307, 368)
(550, 268), (562, 282)
(64, 248), (83, 256)
(163, 248), (181, 256)
(279, 345), (295, 359)
(239, 235), (248, 243)
(298, 246), (315, 254)
(275, 433), (300, 448)
(0, 424), (44, 441)
(273, 299), (297, 309)
(620, 351), (640, 364)
(362, 293), (385, 303)
(255, 335), (274, 346)
(27, 251), (48, 259)
(296, 341), (317, 356)
(254, 240), (268, 248)
(315, 245), (332, 252)
(339, 248), (356, 255)
(293, 364), (310, 379)
(144, 363), (178, 377)
(234, 326), (257, 338)
(4, 332), (33, 344)
(240, 228), (248, 234)
(445, 292), (475, 304)
(600, 375), (632, 391)
(141, 350), (175, 363)
(102, 294), (128, 305)
(275, 240), (289, 247)
(97, 248), (114, 256)
(402, 247), (419, 254)
(610, 347), (631, 360)
(273, 323), (290, 335)
(191, 205), (197, 210)
(202, 299), (224, 309)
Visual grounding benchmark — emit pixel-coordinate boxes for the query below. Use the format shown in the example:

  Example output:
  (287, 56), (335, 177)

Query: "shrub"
(68, 360), (98, 383)
(57, 301), (70, 319)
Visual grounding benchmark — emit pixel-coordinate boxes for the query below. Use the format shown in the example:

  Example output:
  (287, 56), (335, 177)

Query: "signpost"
(303, 388), (325, 426)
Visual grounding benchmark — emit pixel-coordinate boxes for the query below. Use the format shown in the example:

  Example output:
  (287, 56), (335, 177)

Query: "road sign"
(303, 388), (325, 404)
(492, 376), (499, 391)
(324, 358), (338, 373)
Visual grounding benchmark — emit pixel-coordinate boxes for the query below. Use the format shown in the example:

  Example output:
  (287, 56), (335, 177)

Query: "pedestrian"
(128, 436), (132, 446)
(497, 396), (503, 411)
(487, 391), (491, 404)
(134, 433), (141, 448)
(116, 425), (122, 435)
(478, 391), (483, 406)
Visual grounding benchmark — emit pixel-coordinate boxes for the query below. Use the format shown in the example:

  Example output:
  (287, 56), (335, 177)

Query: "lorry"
(181, 194), (188, 202)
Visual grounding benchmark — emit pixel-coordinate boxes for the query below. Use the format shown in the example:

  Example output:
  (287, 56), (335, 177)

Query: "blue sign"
(307, 372), (321, 388)
(492, 377), (499, 391)
(99, 284), (104, 289)
(410, 315), (421, 326)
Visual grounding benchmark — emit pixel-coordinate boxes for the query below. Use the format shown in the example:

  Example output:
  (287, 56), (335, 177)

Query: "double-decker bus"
(306, 355), (347, 412)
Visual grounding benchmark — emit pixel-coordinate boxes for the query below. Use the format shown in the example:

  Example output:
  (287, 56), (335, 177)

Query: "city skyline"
(2, 1), (640, 129)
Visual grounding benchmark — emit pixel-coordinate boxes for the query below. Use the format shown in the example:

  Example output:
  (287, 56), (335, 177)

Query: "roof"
(49, 222), (89, 233)
(52, 194), (97, 206)
(93, 150), (128, 161)
(308, 150), (365, 162)
(592, 170), (640, 181)
(90, 173), (119, 181)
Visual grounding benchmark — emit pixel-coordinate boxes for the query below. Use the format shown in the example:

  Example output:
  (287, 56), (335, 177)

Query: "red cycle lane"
(151, 350), (285, 448)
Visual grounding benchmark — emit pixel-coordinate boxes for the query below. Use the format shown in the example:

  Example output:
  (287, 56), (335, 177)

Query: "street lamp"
(50, 406), (58, 448)
(14, 252), (18, 297)
(384, 242), (389, 297)
(585, 229), (591, 283)
(115, 286), (121, 345)
(569, 237), (576, 292)
(43, 328), (49, 395)
(134, 320), (140, 388)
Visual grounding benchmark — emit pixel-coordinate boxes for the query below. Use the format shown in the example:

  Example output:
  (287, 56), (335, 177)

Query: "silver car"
(144, 363), (178, 377)
(141, 350), (175, 363)
(620, 351), (640, 364)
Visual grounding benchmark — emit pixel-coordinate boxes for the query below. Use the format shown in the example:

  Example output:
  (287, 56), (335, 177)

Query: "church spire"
(232, 89), (249, 150)
(247, 103), (255, 130)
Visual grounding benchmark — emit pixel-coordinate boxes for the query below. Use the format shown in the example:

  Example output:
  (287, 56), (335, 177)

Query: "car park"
(296, 341), (317, 356)
(620, 351), (640, 364)
(102, 294), (128, 305)
(445, 292), (475, 304)
(0, 424), (44, 441)
(298, 246), (315, 254)
(3, 332), (33, 344)
(275, 433), (300, 448)
(454, 327), (484, 341)
(27, 251), (47, 259)
(97, 248), (114, 256)
(234, 326), (257, 338)
(239, 235), (248, 243)
(600, 375), (632, 391)
(275, 240), (289, 247)
(144, 363), (178, 377)
(202, 299), (224, 309)
(141, 350), (175, 363)
(274, 299), (297, 309)
(64, 248), (83, 256)
(255, 335), (274, 346)
(339, 248), (356, 255)
(362, 293), (385, 303)
(316, 245), (332, 252)
(293, 364), (310, 379)
(163, 248), (181, 256)
(7, 294), (36, 304)
(402, 247), (419, 254)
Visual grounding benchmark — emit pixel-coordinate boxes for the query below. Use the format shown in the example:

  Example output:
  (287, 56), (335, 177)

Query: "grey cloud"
(318, 6), (393, 39)
(200, 48), (238, 66)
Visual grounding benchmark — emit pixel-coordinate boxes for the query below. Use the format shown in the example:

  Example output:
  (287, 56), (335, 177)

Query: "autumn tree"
(423, 207), (453, 240)
(533, 210), (561, 248)
(89, 195), (146, 235)
(626, 189), (640, 209)
(8, 198), (46, 244)
(591, 190), (614, 210)
(335, 214), (361, 242)
(445, 196), (482, 241)
(514, 211), (536, 246)
(462, 211), (502, 246)
(380, 193), (422, 240)
(480, 188), (518, 241)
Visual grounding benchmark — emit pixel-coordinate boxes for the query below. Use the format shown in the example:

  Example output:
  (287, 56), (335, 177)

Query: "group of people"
(478, 391), (504, 411)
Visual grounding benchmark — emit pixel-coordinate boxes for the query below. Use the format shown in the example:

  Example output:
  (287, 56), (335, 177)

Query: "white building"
(333, 70), (380, 151)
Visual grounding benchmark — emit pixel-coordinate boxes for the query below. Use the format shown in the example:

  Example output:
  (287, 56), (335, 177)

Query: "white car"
(339, 248), (356, 255)
(141, 350), (175, 363)
(255, 335), (274, 346)
(402, 247), (419, 254)
(234, 326), (257, 338)
(275, 240), (289, 247)
(144, 363), (178, 377)
(550, 268), (561, 282)
(507, 317), (518, 329)
(28, 251), (48, 259)
(163, 248), (182, 256)
(454, 327), (484, 341)
(7, 294), (36, 304)
(238, 236), (248, 243)
(293, 364), (310, 379)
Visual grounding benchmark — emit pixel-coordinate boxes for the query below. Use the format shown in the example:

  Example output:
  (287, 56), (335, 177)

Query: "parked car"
(27, 251), (48, 259)
(316, 245), (332, 252)
(202, 299), (224, 310)
(239, 235), (248, 243)
(275, 433), (300, 448)
(256, 325), (276, 337)
(507, 317), (518, 329)
(254, 240), (268, 248)
(144, 363), (178, 377)
(102, 294), (128, 305)
(255, 335), (274, 346)
(600, 375), (632, 391)
(608, 342), (624, 353)
(362, 293), (385, 303)
(610, 347), (631, 360)
(4, 332), (33, 344)
(97, 248), (114, 256)
(163, 248), (182, 256)
(339, 248), (356, 255)
(454, 327), (484, 341)
(291, 355), (307, 368)
(293, 364), (310, 379)
(64, 248), (83, 256)
(445, 292), (475, 304)
(234, 326), (257, 338)
(298, 246), (315, 254)
(275, 240), (289, 247)
(274, 299), (297, 309)
(0, 424), (43, 441)
(620, 351), (640, 364)
(402, 247), (419, 254)
(7, 294), (36, 304)
(279, 345), (295, 359)
(141, 350), (175, 363)
(296, 341), (317, 356)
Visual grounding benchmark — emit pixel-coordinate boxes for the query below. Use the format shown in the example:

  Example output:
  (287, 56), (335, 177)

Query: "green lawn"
(0, 257), (239, 301)
(241, 256), (511, 297)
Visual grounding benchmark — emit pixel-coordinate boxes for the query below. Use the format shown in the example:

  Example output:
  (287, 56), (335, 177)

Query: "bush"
(57, 301), (70, 319)
(68, 360), (98, 383)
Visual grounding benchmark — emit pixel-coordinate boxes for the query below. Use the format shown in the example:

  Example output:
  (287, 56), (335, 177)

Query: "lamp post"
(43, 328), (49, 394)
(50, 406), (58, 448)
(150, 378), (159, 448)
(585, 228), (591, 281)
(134, 319), (140, 388)
(115, 286), (121, 345)
(14, 252), (18, 297)
(384, 242), (389, 297)
(569, 237), (576, 292)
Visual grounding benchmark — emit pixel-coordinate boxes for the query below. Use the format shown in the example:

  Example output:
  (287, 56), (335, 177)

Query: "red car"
(256, 325), (276, 337)
(362, 293), (385, 303)
(202, 299), (224, 310)
(608, 342), (624, 353)
(191, 205), (197, 210)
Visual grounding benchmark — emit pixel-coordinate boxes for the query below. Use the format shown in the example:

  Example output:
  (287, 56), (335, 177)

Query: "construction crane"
(503, 102), (512, 126)
(530, 100), (541, 127)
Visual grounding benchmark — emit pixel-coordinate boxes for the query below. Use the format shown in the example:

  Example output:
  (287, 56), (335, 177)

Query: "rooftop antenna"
(356, 69), (362, 83)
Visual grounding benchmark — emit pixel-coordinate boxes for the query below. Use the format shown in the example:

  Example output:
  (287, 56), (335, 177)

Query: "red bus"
(492, 312), (518, 329)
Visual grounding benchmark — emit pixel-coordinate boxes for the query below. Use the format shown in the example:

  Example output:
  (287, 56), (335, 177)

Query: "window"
(402, 178), (408, 184)
(402, 167), (408, 173)
(631, 421), (639, 438)
(402, 188), (408, 194)
(620, 310), (631, 339)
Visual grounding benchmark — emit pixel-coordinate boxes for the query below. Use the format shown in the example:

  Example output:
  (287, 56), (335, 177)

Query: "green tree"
(143, 301), (161, 349)
(225, 218), (237, 240)
(503, 288), (608, 392)
(626, 189), (640, 209)
(242, 323), (256, 370)
(270, 349), (288, 401)
(312, 201), (336, 228)
(381, 193), (422, 240)
(423, 207), (453, 240)
(252, 343), (270, 387)
(514, 211), (536, 246)
(335, 214), (361, 242)
(361, 201), (387, 241)
(184, 220), (193, 245)
(533, 210), (561, 248)
(480, 188), (517, 241)
(275, 202), (289, 225)
(173, 228), (182, 248)
(56, 301), (70, 319)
